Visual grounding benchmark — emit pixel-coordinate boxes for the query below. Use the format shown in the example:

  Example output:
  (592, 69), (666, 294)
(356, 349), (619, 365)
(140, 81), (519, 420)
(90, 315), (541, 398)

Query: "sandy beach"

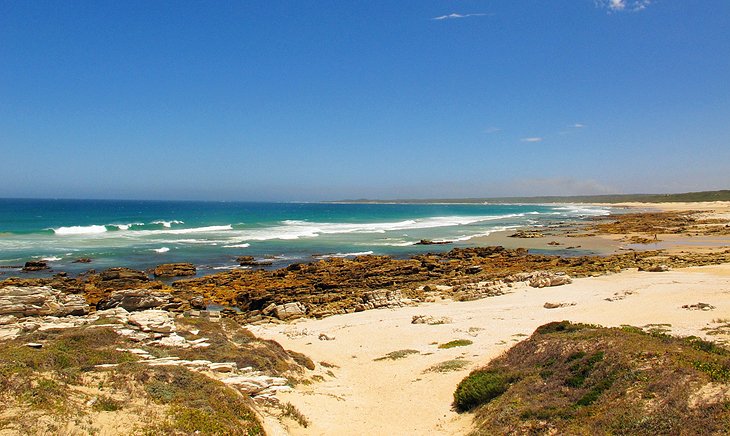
(250, 202), (730, 435)
(252, 264), (730, 435)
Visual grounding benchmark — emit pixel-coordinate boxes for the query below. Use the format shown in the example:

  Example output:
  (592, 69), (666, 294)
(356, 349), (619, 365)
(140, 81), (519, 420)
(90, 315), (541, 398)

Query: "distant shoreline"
(331, 189), (730, 205)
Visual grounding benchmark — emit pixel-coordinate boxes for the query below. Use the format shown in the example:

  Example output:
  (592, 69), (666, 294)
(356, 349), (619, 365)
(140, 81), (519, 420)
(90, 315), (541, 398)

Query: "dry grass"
(280, 401), (310, 428)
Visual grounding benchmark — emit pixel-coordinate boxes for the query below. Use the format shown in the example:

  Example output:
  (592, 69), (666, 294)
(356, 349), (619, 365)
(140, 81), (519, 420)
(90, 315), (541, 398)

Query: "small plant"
(280, 402), (309, 428)
(687, 337), (729, 356)
(535, 321), (592, 335)
(373, 349), (419, 361)
(565, 351), (604, 388)
(93, 395), (122, 412)
(425, 359), (469, 373)
(576, 377), (614, 407)
(438, 339), (473, 349)
(453, 368), (517, 412)
(692, 361), (730, 382)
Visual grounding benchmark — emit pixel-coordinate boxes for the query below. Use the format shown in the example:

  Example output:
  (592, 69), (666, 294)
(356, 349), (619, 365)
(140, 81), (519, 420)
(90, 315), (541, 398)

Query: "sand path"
(251, 264), (730, 435)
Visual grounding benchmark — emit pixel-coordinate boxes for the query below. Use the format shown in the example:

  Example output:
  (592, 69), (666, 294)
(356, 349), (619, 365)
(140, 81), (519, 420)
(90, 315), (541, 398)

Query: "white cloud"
(572, 123), (586, 128)
(596, 0), (651, 12)
(484, 127), (502, 134)
(521, 137), (543, 143)
(432, 13), (489, 20)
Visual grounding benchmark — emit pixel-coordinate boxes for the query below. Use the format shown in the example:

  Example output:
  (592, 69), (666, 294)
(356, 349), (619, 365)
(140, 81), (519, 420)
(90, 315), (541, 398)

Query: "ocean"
(0, 199), (612, 277)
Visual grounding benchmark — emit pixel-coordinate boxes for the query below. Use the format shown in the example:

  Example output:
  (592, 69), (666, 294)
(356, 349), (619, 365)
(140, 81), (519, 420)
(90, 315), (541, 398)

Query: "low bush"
(438, 339), (473, 349)
(453, 368), (517, 412)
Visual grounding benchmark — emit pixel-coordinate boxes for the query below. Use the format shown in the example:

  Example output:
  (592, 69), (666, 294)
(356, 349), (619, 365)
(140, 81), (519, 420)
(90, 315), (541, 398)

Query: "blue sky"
(1, 0), (728, 201)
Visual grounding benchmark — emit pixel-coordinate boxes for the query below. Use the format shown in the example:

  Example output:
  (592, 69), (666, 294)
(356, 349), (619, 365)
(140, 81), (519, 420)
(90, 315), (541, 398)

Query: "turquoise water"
(0, 199), (612, 276)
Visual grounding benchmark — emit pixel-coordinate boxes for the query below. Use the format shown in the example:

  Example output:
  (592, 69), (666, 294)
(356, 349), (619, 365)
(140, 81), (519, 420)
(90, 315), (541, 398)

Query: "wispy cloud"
(521, 137), (543, 143)
(484, 127), (502, 134)
(572, 123), (586, 128)
(596, 0), (651, 13)
(432, 13), (489, 21)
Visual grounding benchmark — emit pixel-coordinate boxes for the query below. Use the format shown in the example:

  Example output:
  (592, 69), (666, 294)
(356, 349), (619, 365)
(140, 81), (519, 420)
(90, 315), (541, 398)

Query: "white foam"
(223, 243), (251, 248)
(138, 225), (233, 236)
(53, 225), (108, 235)
(175, 238), (227, 245)
(449, 226), (520, 242)
(40, 256), (62, 262)
(151, 220), (185, 228)
(151, 247), (170, 253)
(110, 223), (144, 230)
(211, 265), (246, 270)
(553, 205), (611, 216)
(358, 240), (417, 247)
(314, 251), (374, 259)
(237, 214), (526, 242)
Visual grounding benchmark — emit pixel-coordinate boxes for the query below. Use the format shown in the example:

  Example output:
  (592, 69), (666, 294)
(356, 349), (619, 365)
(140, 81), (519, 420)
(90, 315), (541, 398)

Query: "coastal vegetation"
(438, 339), (473, 349)
(454, 321), (730, 434)
(0, 315), (315, 434)
(335, 189), (730, 204)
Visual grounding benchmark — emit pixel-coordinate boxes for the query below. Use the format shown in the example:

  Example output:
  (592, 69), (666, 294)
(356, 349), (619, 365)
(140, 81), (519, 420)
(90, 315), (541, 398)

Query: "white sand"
(251, 264), (730, 435)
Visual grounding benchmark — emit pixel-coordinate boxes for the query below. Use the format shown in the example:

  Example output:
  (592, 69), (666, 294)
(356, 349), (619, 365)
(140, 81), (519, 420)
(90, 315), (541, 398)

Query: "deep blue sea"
(0, 199), (612, 277)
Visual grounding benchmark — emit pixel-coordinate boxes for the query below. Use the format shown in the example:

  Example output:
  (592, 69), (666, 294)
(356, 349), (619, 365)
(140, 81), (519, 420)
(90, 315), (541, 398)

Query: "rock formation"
(153, 262), (196, 277)
(0, 286), (88, 318)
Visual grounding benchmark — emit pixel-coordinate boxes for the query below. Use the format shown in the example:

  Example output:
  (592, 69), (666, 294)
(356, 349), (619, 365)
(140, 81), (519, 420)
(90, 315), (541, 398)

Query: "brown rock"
(415, 239), (451, 245)
(96, 289), (181, 311)
(236, 256), (256, 265)
(22, 261), (49, 272)
(100, 267), (149, 282)
(153, 263), (196, 277)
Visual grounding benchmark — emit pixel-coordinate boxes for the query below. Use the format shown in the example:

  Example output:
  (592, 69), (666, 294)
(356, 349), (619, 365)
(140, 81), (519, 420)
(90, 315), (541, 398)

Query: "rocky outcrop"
(450, 280), (509, 301)
(509, 230), (544, 238)
(411, 315), (452, 325)
(236, 256), (273, 267)
(237, 256), (256, 266)
(99, 267), (149, 282)
(639, 264), (670, 272)
(22, 261), (49, 272)
(168, 247), (730, 322)
(0, 286), (89, 317)
(415, 239), (451, 245)
(96, 289), (181, 311)
(272, 302), (306, 320)
(527, 271), (572, 288)
(127, 309), (176, 333)
(359, 289), (406, 310)
(543, 302), (576, 309)
(153, 263), (196, 277)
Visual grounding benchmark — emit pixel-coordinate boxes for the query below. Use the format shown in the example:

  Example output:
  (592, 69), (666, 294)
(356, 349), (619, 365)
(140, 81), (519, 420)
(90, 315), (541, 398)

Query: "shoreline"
(1, 202), (729, 434)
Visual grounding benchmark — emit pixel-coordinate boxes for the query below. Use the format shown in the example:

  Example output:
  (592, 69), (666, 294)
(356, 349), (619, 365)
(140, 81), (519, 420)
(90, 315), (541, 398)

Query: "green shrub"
(453, 369), (517, 412)
(438, 339), (473, 349)
(692, 361), (730, 382)
(535, 321), (590, 335)
(565, 351), (604, 388)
